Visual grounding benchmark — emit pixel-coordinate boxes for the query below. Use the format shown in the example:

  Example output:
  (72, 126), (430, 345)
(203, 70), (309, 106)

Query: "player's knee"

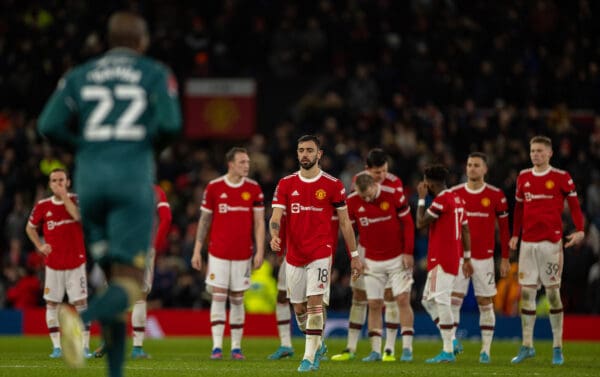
(546, 287), (562, 309)
(353, 288), (367, 301)
(383, 288), (394, 301)
(368, 299), (384, 311)
(396, 293), (409, 307)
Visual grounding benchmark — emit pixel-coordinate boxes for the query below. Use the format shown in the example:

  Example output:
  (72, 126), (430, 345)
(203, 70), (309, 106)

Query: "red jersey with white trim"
(201, 176), (264, 260)
(351, 170), (404, 193)
(426, 190), (467, 275)
(153, 185), (172, 251)
(27, 194), (86, 270)
(273, 170), (347, 267)
(347, 185), (414, 260)
(450, 183), (510, 259)
(513, 167), (583, 242)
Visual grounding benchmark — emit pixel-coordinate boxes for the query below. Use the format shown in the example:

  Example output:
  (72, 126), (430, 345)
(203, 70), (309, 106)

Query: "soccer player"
(25, 168), (92, 359)
(37, 11), (182, 376)
(270, 134), (364, 372)
(509, 136), (585, 366)
(346, 173), (415, 362)
(416, 164), (473, 363)
(449, 152), (510, 363)
(94, 184), (172, 359)
(332, 148), (406, 362)
(191, 147), (265, 360)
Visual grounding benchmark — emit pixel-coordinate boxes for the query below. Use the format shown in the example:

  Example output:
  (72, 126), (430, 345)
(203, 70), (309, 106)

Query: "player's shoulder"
(36, 197), (53, 206)
(321, 171), (340, 183)
(280, 171), (299, 181)
(244, 177), (262, 187)
(483, 183), (504, 195)
(384, 172), (402, 183)
(380, 185), (396, 194)
(518, 168), (533, 177)
(550, 166), (569, 176)
(449, 183), (464, 192)
(207, 175), (227, 186)
(347, 191), (360, 200)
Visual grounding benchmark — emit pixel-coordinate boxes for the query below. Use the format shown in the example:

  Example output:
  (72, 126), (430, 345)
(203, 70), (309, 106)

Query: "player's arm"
(337, 206), (364, 279)
(269, 207), (284, 252)
(252, 207), (266, 269)
(149, 69), (182, 149)
(191, 208), (212, 271)
(564, 177), (585, 247)
(497, 203), (511, 277)
(155, 202), (172, 250)
(415, 181), (436, 228)
(398, 203), (415, 269)
(37, 75), (78, 147)
(25, 222), (51, 256)
(461, 222), (474, 278)
(62, 194), (81, 222)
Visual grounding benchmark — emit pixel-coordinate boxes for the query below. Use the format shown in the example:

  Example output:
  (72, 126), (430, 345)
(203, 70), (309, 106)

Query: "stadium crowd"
(1, 0), (600, 315)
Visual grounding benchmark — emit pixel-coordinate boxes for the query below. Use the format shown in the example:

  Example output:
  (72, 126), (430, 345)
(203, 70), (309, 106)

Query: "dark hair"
(530, 135), (552, 148)
(366, 148), (388, 168)
(355, 173), (375, 192)
(424, 164), (449, 183)
(225, 147), (248, 163)
(49, 167), (68, 177)
(297, 134), (321, 149)
(468, 152), (487, 164)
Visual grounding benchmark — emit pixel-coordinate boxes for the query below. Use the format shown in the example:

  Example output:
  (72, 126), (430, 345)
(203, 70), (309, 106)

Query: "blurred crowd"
(1, 0), (600, 314)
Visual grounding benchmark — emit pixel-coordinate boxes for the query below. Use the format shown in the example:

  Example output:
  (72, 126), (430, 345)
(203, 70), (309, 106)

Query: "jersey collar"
(298, 169), (322, 183)
(464, 182), (486, 194)
(532, 166), (552, 176)
(224, 175), (245, 188)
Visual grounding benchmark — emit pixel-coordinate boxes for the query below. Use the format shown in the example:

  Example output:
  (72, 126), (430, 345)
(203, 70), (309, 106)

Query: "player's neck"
(300, 166), (321, 179)
(532, 163), (550, 173)
(226, 173), (244, 184)
(466, 179), (484, 190)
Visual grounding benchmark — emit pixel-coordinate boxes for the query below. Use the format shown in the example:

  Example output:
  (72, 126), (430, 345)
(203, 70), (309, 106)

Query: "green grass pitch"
(1, 336), (599, 376)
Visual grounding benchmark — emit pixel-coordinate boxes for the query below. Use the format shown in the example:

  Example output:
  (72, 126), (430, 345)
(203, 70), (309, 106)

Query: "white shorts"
(142, 248), (156, 294)
(350, 244), (393, 291)
(422, 265), (456, 306)
(518, 240), (563, 287)
(277, 260), (287, 291)
(286, 257), (331, 305)
(364, 255), (413, 299)
(206, 254), (251, 292)
(453, 258), (497, 297)
(44, 264), (88, 303)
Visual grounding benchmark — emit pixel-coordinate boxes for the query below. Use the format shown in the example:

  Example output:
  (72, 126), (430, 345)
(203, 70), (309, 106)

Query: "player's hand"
(51, 182), (68, 199)
(462, 259), (474, 278)
(402, 254), (414, 270)
(416, 181), (428, 199)
(191, 251), (202, 271)
(499, 257), (510, 278)
(38, 243), (52, 256)
(270, 236), (281, 252)
(350, 256), (364, 281)
(564, 230), (585, 248)
(253, 253), (264, 270)
(508, 236), (519, 251)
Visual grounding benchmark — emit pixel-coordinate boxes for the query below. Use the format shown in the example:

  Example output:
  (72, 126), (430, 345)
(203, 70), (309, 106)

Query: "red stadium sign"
(184, 78), (256, 139)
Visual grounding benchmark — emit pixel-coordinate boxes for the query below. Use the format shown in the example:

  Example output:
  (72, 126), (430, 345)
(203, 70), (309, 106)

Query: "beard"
(300, 157), (318, 170)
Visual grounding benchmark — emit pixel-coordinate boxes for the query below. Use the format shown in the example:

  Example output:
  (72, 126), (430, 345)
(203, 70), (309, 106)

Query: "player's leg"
(472, 257), (498, 363)
(539, 240), (565, 365)
(450, 258), (469, 355)
(364, 298), (383, 361)
(389, 257), (414, 362)
(229, 258), (251, 360)
(268, 260), (294, 359)
(131, 248), (156, 359)
(66, 263), (92, 358)
(304, 258), (330, 370)
(331, 287), (366, 360)
(44, 267), (63, 357)
(512, 242), (538, 364)
(382, 288), (399, 360)
(205, 254), (234, 359)
(76, 185), (153, 376)
(425, 266), (456, 363)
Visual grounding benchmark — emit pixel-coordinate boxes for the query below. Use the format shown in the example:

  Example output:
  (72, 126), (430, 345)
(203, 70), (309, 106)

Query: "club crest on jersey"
(380, 201), (390, 211)
(315, 189), (327, 200)
(241, 191), (251, 201)
(481, 197), (491, 207)
(45, 287), (50, 295)
(133, 253), (146, 269)
(545, 180), (555, 189)
(209, 273), (215, 280)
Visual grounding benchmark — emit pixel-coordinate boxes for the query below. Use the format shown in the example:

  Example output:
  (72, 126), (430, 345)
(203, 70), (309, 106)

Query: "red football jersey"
(28, 194), (86, 270)
(426, 190), (467, 275)
(201, 176), (264, 260)
(153, 185), (172, 252)
(347, 185), (414, 260)
(273, 170), (347, 267)
(450, 183), (510, 259)
(513, 167), (584, 242)
(351, 170), (404, 193)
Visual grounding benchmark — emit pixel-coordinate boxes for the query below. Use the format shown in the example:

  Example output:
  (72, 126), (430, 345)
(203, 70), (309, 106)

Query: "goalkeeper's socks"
(105, 321), (126, 377)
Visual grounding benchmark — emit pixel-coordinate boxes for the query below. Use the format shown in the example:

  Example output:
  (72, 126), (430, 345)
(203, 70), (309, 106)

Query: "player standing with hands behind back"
(509, 136), (585, 366)
(270, 135), (364, 372)
(38, 11), (181, 376)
